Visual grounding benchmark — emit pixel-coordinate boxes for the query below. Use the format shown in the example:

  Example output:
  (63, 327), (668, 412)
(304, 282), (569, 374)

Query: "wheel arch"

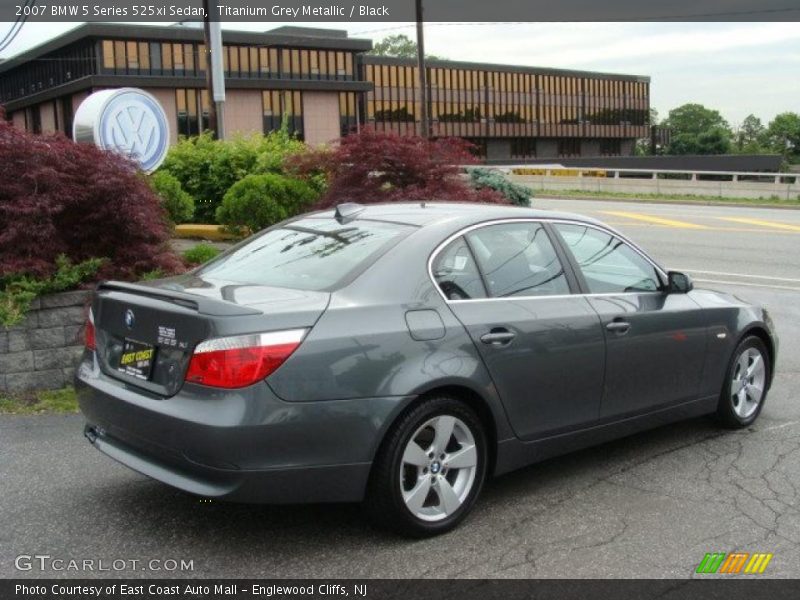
(370, 382), (503, 478)
(738, 325), (776, 388)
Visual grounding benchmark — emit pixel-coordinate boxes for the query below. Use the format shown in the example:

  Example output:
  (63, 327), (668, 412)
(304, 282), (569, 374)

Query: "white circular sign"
(73, 88), (170, 173)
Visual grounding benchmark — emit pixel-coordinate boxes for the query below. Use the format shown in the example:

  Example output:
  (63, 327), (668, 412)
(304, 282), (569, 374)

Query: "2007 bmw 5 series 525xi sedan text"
(76, 202), (778, 536)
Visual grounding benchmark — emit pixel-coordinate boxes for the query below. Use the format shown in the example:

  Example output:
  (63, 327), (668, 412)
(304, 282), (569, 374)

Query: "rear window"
(195, 218), (414, 291)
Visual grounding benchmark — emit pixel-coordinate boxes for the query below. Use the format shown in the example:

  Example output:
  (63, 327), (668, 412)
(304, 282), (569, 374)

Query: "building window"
(511, 138), (536, 159)
(175, 89), (209, 137)
(557, 139), (581, 157)
(262, 90), (303, 139)
(600, 139), (622, 156)
(339, 92), (358, 136)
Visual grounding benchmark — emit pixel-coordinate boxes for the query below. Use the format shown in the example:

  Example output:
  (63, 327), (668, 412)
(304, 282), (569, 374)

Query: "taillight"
(85, 312), (96, 351)
(185, 329), (307, 389)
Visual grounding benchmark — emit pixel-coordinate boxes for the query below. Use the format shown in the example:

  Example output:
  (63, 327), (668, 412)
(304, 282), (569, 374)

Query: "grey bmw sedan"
(76, 202), (777, 536)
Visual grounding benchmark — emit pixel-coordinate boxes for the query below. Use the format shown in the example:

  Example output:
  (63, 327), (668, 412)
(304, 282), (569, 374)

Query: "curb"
(174, 224), (240, 240)
(536, 195), (800, 210)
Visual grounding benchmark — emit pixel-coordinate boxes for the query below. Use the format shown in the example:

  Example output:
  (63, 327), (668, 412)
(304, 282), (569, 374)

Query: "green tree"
(664, 103), (732, 155)
(734, 114), (766, 153)
(664, 103), (730, 137)
(368, 34), (445, 60)
(763, 112), (800, 161)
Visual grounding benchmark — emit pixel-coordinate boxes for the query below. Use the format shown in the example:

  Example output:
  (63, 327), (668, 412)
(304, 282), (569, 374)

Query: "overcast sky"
(1, 21), (798, 126)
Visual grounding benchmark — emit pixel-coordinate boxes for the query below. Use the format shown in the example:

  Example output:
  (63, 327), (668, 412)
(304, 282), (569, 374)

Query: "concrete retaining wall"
(0, 290), (90, 393)
(510, 174), (800, 200)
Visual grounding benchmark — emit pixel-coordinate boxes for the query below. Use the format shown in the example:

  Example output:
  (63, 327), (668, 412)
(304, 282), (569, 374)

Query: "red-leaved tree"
(0, 121), (183, 280)
(289, 129), (507, 208)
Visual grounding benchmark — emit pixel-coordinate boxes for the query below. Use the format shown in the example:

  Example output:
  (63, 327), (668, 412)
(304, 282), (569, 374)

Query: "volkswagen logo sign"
(73, 89), (170, 173)
(124, 309), (136, 330)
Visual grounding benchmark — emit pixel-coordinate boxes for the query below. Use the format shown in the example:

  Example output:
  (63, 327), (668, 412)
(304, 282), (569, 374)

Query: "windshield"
(196, 218), (414, 291)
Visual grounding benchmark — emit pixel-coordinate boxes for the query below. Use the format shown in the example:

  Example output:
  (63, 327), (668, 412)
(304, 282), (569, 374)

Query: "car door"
(432, 220), (606, 440)
(551, 222), (707, 419)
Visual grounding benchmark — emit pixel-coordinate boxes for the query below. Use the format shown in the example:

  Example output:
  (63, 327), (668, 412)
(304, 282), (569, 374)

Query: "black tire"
(365, 396), (488, 537)
(716, 335), (771, 429)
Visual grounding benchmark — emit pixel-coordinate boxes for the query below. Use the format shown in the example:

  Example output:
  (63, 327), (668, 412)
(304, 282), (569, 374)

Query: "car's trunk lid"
(92, 277), (330, 397)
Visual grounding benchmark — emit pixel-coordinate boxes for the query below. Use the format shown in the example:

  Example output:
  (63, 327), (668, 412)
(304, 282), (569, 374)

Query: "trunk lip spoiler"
(96, 281), (263, 317)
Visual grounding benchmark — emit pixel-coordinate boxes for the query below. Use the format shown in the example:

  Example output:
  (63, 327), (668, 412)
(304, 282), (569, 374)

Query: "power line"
(0, 0), (30, 51)
(0, 0), (35, 54)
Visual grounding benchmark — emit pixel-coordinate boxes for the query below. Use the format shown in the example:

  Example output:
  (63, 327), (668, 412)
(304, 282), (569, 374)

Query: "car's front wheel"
(366, 396), (487, 537)
(716, 335), (771, 428)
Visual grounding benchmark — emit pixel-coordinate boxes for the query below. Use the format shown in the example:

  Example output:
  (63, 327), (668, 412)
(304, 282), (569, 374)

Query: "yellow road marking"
(718, 217), (800, 232)
(601, 211), (709, 229)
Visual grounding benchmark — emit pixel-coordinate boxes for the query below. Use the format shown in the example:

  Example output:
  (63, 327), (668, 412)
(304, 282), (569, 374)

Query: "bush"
(0, 255), (104, 326)
(289, 128), (507, 208)
(216, 173), (317, 234)
(0, 121), (183, 283)
(150, 171), (195, 224)
(468, 168), (533, 206)
(158, 128), (309, 223)
(183, 243), (221, 265)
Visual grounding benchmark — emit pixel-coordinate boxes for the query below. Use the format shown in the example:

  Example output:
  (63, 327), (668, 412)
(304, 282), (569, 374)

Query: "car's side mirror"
(667, 271), (693, 293)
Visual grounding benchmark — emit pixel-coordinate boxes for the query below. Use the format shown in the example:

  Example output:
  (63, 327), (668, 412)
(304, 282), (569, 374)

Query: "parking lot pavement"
(2, 199), (799, 579)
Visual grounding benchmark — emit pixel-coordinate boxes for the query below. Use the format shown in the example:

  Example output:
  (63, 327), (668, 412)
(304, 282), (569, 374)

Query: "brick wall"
(0, 290), (90, 393)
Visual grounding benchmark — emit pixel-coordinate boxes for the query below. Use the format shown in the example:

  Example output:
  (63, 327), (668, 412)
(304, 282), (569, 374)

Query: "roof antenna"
(334, 202), (365, 224)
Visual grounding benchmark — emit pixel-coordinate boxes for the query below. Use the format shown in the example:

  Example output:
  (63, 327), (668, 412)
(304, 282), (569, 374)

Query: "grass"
(0, 386), (79, 415)
(539, 189), (800, 207)
(182, 243), (222, 265)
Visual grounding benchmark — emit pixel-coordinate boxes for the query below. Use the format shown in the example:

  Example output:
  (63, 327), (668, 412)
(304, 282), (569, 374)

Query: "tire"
(716, 335), (771, 429)
(365, 396), (488, 537)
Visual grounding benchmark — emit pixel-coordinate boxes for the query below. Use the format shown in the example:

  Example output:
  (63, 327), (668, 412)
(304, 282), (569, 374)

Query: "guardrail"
(491, 166), (800, 200)
(501, 166), (800, 184)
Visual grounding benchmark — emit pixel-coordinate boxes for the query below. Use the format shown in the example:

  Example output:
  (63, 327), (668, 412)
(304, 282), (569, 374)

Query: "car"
(76, 202), (778, 536)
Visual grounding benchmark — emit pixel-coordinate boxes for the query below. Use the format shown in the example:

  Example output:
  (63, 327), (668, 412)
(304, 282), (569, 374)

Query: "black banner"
(1, 0), (800, 23)
(4, 580), (800, 600)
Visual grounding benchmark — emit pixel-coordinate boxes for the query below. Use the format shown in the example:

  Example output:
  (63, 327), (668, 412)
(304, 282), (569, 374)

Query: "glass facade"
(99, 39), (356, 82)
(363, 59), (650, 153)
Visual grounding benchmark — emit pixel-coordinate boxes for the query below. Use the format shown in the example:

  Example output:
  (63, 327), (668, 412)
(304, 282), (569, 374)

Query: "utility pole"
(202, 0), (226, 139)
(415, 0), (429, 138)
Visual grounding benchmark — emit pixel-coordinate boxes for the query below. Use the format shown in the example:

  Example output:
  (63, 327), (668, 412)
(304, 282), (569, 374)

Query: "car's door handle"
(480, 329), (516, 345)
(606, 320), (631, 335)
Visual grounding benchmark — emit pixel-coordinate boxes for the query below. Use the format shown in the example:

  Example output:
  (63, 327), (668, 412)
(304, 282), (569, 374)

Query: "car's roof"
(310, 202), (603, 228)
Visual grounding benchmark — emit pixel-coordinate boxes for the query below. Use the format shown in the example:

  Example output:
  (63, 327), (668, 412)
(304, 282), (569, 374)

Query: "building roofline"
(361, 54), (650, 82)
(0, 23), (373, 75)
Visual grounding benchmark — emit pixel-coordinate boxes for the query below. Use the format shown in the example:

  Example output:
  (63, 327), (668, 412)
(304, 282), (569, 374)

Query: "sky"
(1, 21), (798, 126)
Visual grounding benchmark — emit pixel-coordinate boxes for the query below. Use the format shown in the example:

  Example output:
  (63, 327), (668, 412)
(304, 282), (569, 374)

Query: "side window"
(554, 223), (662, 293)
(465, 222), (570, 298)
(432, 237), (487, 300)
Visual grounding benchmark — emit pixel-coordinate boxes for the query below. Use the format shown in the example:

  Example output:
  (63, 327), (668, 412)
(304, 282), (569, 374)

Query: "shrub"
(468, 168), (533, 206)
(288, 128), (507, 208)
(0, 255), (104, 327)
(183, 243), (221, 265)
(150, 171), (195, 224)
(159, 128), (309, 223)
(0, 121), (183, 283)
(216, 173), (317, 234)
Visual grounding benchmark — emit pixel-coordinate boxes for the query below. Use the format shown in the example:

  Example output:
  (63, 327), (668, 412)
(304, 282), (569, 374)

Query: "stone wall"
(0, 290), (91, 393)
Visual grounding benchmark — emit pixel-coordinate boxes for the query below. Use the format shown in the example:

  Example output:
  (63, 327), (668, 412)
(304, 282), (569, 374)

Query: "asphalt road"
(2, 198), (799, 579)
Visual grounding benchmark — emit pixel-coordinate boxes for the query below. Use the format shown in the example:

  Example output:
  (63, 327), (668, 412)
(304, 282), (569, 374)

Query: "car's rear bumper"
(75, 353), (411, 503)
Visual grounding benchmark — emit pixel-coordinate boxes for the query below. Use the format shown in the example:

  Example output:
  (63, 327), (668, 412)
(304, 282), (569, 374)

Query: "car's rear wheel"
(716, 335), (770, 428)
(366, 396), (487, 537)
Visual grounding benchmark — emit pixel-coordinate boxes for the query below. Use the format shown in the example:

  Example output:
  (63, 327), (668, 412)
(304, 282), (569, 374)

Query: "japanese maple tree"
(289, 129), (507, 208)
(0, 120), (182, 281)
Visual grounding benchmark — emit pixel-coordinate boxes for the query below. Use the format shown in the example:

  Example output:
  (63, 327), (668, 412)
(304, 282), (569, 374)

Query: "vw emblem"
(73, 89), (170, 173)
(124, 309), (135, 330)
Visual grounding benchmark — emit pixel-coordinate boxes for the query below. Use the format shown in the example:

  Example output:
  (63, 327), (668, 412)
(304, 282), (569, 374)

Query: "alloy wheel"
(730, 346), (766, 419)
(399, 415), (478, 522)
